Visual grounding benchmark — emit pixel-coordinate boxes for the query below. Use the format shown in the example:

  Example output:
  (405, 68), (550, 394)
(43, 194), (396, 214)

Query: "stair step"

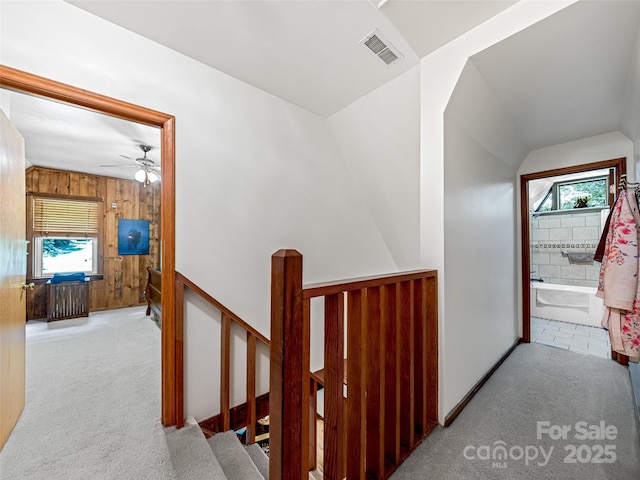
(165, 424), (227, 480)
(245, 443), (269, 480)
(207, 431), (265, 480)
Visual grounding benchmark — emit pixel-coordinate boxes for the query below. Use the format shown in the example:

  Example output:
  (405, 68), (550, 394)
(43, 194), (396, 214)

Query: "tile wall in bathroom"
(530, 210), (606, 287)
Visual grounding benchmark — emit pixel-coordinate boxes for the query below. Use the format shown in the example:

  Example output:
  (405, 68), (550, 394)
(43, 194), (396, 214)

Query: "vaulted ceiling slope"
(67, 0), (516, 117)
(470, 0), (640, 150)
(12, 1), (640, 178)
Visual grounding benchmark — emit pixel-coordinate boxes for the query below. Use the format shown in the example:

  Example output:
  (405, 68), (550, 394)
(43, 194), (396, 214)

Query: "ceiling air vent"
(360, 30), (403, 66)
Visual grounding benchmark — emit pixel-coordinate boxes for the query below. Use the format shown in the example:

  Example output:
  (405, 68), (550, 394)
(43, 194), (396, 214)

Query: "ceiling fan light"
(147, 171), (160, 183)
(134, 168), (147, 183)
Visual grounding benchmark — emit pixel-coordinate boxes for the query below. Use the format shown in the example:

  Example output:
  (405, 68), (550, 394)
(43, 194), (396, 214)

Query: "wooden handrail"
(176, 254), (439, 480)
(174, 270), (322, 453)
(174, 272), (270, 436)
(175, 272), (270, 345)
(270, 250), (438, 480)
(303, 269), (437, 299)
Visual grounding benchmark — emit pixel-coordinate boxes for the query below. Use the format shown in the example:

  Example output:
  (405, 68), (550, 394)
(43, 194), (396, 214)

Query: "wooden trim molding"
(0, 65), (178, 426)
(0, 65), (170, 127)
(520, 174), (531, 343)
(161, 116), (177, 426)
(444, 339), (521, 427)
(520, 158), (626, 181)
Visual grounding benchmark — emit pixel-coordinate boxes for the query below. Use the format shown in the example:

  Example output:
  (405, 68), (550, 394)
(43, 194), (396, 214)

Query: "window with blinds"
(30, 195), (103, 277)
(32, 197), (100, 237)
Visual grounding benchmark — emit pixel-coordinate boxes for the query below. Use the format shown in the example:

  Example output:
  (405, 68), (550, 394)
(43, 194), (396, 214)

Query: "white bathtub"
(530, 282), (604, 328)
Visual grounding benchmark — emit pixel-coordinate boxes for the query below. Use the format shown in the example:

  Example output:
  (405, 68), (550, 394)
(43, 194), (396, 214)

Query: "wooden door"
(0, 108), (26, 450)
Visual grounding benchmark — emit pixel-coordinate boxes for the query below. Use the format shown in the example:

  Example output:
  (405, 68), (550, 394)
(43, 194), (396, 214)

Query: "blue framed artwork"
(118, 219), (150, 255)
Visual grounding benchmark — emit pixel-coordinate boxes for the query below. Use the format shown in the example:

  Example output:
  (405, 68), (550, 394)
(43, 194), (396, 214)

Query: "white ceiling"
(6, 0), (640, 178)
(470, 0), (640, 150)
(4, 89), (161, 180)
(67, 0), (516, 117)
(382, 0), (517, 59)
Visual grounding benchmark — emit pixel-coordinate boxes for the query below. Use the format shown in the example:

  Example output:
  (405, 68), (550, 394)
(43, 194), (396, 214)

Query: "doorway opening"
(0, 65), (179, 426)
(520, 157), (625, 360)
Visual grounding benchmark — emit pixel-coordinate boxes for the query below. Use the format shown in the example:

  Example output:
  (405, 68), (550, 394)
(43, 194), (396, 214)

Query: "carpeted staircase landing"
(165, 424), (269, 480)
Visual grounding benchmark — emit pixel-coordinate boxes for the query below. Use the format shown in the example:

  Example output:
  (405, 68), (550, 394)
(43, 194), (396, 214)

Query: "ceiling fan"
(100, 144), (161, 186)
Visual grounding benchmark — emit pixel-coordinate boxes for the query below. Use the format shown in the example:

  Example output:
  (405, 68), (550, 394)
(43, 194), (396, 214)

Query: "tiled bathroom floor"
(531, 317), (611, 359)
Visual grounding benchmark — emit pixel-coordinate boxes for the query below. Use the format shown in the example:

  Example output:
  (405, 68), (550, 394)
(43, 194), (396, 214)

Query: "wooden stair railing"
(270, 250), (438, 480)
(174, 271), (322, 457)
(175, 272), (270, 443)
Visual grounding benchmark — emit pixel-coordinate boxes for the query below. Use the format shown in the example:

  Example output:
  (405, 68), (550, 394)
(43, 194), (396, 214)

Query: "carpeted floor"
(390, 343), (640, 480)
(4, 310), (638, 480)
(0, 307), (175, 480)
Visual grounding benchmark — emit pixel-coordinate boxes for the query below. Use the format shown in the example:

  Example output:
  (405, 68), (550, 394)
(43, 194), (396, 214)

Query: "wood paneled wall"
(25, 166), (160, 320)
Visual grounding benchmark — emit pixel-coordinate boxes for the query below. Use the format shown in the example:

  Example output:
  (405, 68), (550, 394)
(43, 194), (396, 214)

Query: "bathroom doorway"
(521, 157), (625, 360)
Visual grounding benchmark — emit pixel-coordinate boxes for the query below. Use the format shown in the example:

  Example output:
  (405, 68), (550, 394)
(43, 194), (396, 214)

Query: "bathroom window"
(558, 177), (608, 210)
(537, 191), (553, 212)
(535, 175), (608, 212)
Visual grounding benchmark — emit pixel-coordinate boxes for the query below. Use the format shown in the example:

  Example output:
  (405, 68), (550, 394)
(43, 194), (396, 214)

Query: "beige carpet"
(391, 343), (640, 480)
(0, 307), (175, 480)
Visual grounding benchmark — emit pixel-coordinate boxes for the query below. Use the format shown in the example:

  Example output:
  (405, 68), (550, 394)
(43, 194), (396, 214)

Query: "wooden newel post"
(270, 250), (309, 480)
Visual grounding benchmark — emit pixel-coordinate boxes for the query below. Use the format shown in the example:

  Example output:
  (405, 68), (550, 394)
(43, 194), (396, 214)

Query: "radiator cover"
(47, 281), (89, 322)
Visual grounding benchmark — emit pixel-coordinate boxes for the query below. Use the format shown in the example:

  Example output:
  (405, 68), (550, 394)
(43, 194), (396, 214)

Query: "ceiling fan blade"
(119, 154), (132, 159)
(99, 164), (140, 168)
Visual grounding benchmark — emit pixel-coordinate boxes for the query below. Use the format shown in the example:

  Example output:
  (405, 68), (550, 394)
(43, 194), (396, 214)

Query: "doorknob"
(21, 282), (35, 291)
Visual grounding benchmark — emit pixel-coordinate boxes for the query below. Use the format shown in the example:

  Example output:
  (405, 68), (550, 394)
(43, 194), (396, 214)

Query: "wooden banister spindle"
(309, 378), (317, 471)
(425, 275), (438, 425)
(270, 250), (309, 480)
(413, 279), (426, 436)
(384, 282), (400, 466)
(305, 299), (317, 472)
(246, 331), (257, 444)
(420, 278), (430, 429)
(347, 289), (367, 480)
(324, 293), (345, 480)
(174, 277), (185, 428)
(399, 280), (414, 450)
(366, 286), (384, 480)
(221, 312), (231, 431)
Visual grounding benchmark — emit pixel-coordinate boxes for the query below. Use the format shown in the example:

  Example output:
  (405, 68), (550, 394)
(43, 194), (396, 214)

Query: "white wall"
(419, 0), (576, 421)
(183, 289), (271, 420)
(327, 66), (421, 271)
(518, 131), (635, 177)
(0, 0), (398, 420)
(620, 19), (640, 178)
(442, 60), (527, 414)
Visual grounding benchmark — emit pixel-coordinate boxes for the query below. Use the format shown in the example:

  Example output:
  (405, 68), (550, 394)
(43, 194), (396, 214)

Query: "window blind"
(33, 197), (100, 236)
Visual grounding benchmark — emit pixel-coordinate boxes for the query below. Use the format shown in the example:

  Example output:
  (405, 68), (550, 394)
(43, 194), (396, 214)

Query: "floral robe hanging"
(597, 190), (640, 356)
